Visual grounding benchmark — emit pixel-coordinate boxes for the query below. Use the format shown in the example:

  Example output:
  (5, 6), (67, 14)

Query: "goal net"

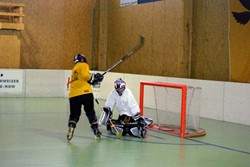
(139, 81), (206, 138)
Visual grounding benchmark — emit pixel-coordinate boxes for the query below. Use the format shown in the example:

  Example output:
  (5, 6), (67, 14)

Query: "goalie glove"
(103, 107), (113, 119)
(99, 107), (112, 125)
(88, 73), (104, 85)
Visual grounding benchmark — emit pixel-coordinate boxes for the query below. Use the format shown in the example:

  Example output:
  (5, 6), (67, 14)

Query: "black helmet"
(73, 54), (87, 64)
(114, 78), (126, 96)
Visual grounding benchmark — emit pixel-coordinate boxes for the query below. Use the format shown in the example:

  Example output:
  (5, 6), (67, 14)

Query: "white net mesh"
(153, 86), (182, 128)
(150, 84), (205, 137)
(186, 87), (202, 132)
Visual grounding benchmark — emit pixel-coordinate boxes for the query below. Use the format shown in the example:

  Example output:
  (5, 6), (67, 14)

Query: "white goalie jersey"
(105, 88), (140, 117)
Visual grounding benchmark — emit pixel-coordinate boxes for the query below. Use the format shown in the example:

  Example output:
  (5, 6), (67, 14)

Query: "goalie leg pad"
(123, 123), (148, 138)
(107, 120), (149, 138)
(108, 123), (125, 136)
(110, 126), (124, 135)
(129, 127), (147, 138)
(144, 117), (153, 127)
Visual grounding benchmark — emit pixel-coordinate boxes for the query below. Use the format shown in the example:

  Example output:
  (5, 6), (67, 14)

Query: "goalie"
(99, 78), (153, 138)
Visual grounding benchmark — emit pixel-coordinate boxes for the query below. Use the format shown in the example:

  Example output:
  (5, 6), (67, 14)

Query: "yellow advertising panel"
(230, 0), (250, 82)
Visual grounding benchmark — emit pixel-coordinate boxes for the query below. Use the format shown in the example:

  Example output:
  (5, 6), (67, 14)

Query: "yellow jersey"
(68, 62), (92, 98)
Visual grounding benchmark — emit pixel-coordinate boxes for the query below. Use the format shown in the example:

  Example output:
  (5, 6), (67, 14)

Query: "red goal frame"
(139, 81), (188, 138)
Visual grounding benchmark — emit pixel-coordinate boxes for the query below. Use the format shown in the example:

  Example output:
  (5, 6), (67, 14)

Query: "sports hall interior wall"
(93, 0), (194, 78)
(0, 30), (21, 68)
(0, 0), (95, 70)
(0, 0), (249, 83)
(192, 0), (230, 81)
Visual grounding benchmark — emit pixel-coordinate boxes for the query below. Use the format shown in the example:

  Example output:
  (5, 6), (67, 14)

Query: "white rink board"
(224, 82), (250, 125)
(25, 69), (66, 97)
(0, 69), (250, 126)
(0, 69), (24, 96)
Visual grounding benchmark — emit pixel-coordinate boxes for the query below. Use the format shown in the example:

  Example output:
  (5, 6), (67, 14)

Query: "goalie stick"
(101, 35), (144, 76)
(95, 99), (123, 138)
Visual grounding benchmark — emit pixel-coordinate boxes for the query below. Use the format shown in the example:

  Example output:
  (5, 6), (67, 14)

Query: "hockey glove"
(94, 73), (104, 82)
(103, 107), (113, 119)
(88, 73), (104, 85)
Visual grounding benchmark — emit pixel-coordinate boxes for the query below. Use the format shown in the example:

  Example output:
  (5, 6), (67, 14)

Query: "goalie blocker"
(99, 107), (153, 138)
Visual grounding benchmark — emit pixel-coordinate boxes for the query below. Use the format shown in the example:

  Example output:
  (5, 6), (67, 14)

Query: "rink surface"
(0, 97), (249, 167)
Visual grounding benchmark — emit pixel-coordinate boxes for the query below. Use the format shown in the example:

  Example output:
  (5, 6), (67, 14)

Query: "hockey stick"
(66, 36), (143, 88)
(95, 99), (123, 138)
(101, 35), (144, 76)
(108, 118), (123, 138)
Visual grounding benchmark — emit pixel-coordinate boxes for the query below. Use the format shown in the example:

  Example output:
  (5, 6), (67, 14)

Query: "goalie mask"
(114, 78), (126, 96)
(73, 54), (87, 64)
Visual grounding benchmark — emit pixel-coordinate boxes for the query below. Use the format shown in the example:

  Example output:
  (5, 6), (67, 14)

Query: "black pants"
(68, 93), (97, 128)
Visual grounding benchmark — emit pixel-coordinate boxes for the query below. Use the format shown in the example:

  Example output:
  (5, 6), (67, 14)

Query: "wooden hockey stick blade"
(122, 35), (144, 59)
(102, 35), (144, 76)
(109, 119), (123, 138)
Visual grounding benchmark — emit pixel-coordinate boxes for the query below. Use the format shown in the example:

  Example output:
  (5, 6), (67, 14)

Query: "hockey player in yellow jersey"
(67, 54), (103, 141)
